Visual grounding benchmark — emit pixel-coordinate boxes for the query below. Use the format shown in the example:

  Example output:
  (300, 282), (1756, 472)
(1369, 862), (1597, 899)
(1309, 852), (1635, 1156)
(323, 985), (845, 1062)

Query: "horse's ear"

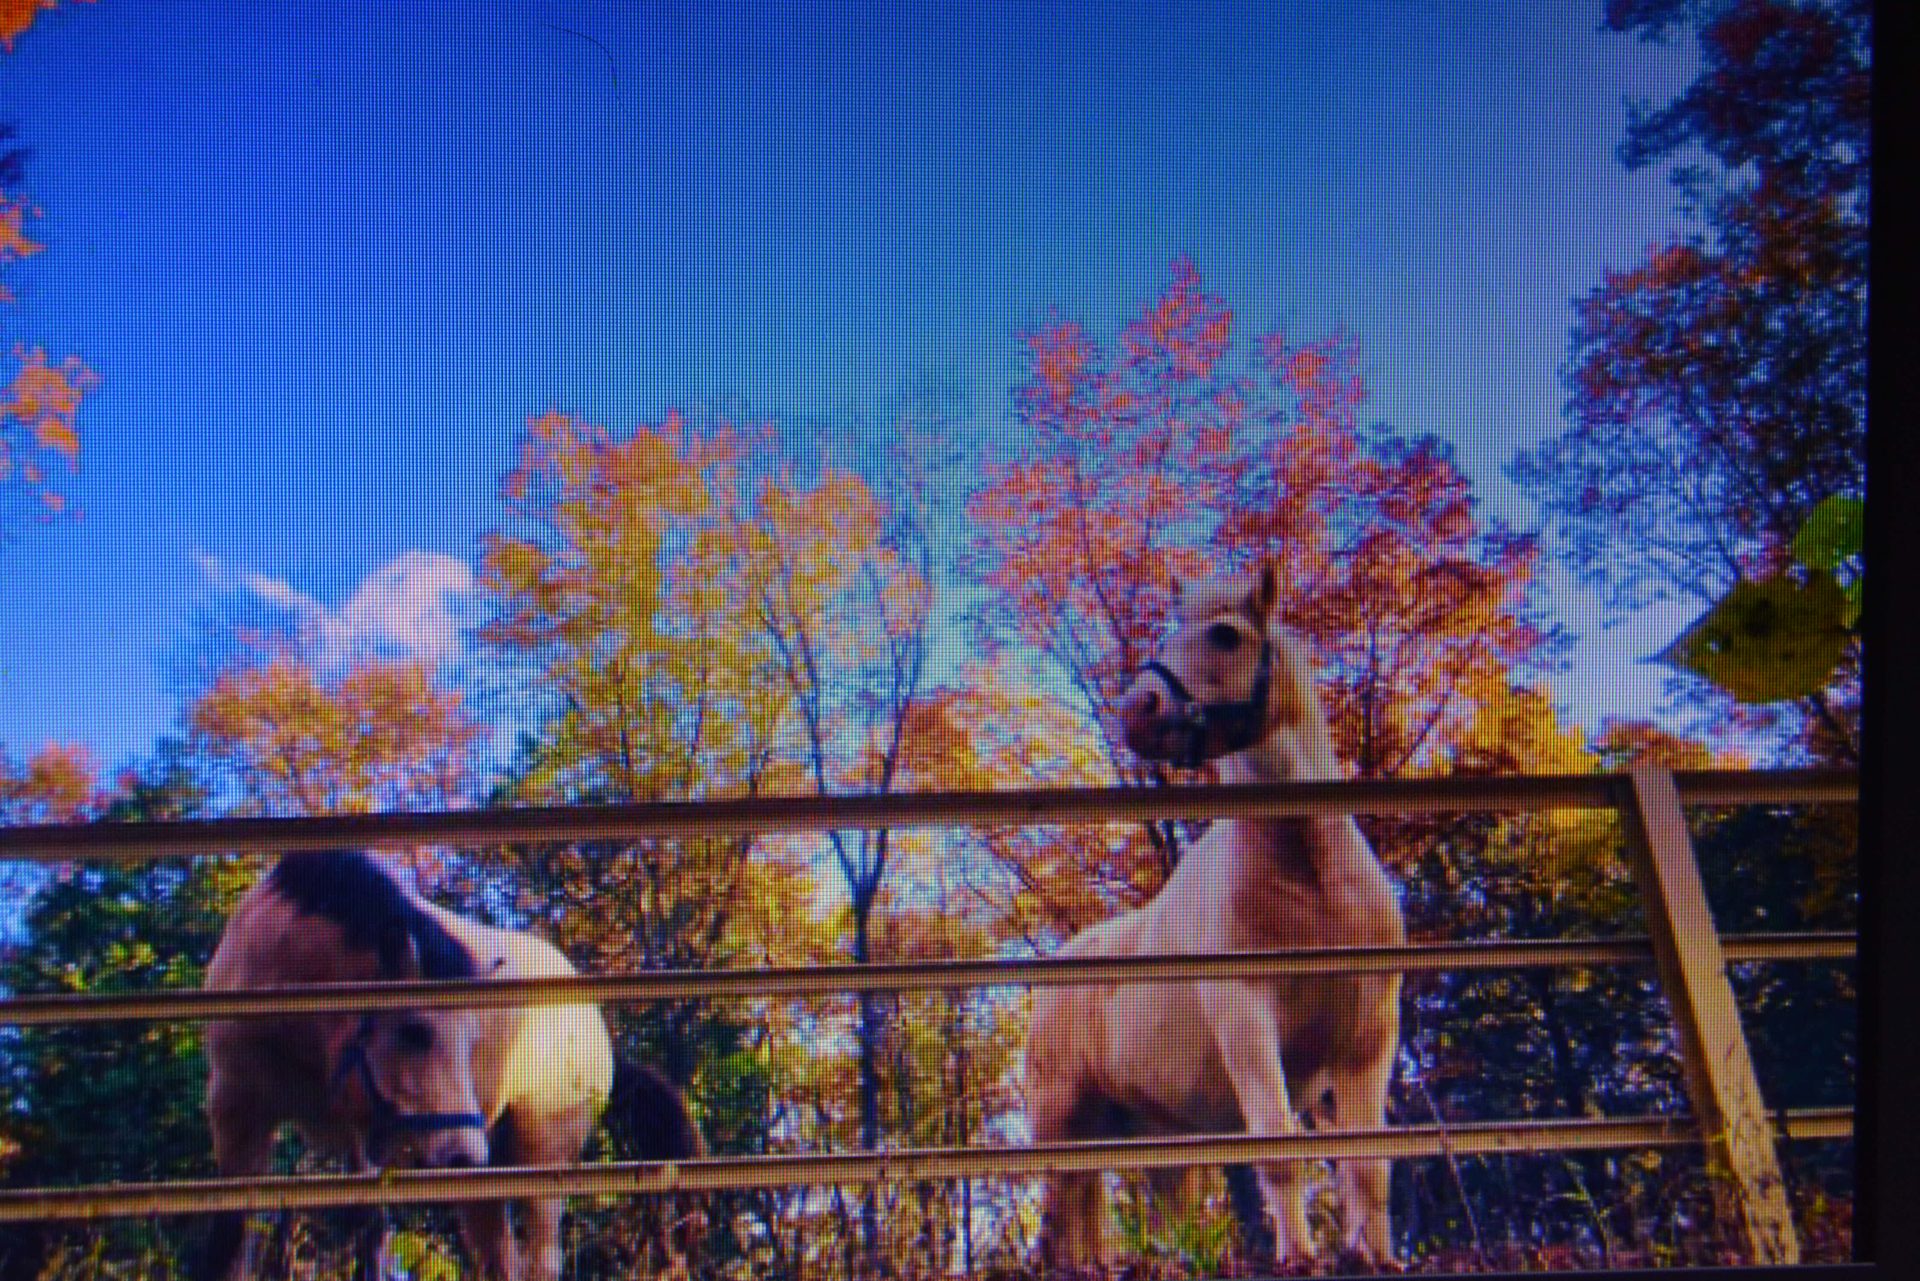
(1245, 561), (1279, 623)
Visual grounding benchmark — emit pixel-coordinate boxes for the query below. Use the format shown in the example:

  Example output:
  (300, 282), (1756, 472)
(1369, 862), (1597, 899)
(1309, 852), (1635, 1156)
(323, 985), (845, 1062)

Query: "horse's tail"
(606, 1058), (708, 1161)
(606, 1059), (709, 1265)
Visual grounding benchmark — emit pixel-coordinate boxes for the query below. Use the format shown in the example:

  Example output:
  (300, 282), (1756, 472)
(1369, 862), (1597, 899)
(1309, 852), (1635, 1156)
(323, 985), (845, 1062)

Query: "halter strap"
(1139, 634), (1274, 770)
(332, 1018), (487, 1164)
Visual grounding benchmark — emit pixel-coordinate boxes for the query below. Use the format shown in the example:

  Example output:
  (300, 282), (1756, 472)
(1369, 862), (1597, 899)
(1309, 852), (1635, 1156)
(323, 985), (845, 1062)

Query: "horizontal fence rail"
(0, 933), (1856, 1027)
(0, 1109), (1855, 1223)
(0, 769), (1855, 864)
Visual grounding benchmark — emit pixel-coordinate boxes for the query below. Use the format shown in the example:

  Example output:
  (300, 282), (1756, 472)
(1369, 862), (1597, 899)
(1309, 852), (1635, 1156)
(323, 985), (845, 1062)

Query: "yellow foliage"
(186, 651), (484, 817)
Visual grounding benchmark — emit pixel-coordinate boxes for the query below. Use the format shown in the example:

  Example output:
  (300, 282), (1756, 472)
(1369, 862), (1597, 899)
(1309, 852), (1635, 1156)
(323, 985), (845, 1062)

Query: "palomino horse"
(200, 850), (705, 1281)
(1027, 563), (1405, 1267)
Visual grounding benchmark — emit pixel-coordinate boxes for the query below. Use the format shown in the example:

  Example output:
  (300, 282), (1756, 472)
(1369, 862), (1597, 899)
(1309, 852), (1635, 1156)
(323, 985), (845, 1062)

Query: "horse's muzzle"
(421, 1130), (489, 1172)
(1117, 674), (1207, 767)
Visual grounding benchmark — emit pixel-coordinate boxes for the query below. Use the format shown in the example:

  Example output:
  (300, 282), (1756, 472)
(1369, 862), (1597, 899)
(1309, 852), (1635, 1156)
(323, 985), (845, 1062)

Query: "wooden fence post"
(1617, 765), (1800, 1265)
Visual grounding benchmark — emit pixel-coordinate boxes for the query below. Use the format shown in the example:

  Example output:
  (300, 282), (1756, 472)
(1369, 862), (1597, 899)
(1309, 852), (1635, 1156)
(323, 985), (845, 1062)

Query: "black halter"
(332, 1015), (487, 1164)
(1140, 632), (1275, 770)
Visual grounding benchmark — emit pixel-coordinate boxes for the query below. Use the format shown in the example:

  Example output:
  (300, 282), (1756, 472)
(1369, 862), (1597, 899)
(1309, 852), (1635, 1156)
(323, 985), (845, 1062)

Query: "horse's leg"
(1039, 1170), (1104, 1271)
(1328, 1051), (1396, 1263)
(1029, 1060), (1090, 1267)
(520, 1197), (568, 1281)
(501, 1108), (594, 1281)
(1200, 985), (1315, 1264)
(456, 1116), (520, 1280)
(456, 1201), (519, 1281)
(1029, 1071), (1108, 1268)
(1028, 984), (1114, 1271)
(202, 1088), (276, 1281)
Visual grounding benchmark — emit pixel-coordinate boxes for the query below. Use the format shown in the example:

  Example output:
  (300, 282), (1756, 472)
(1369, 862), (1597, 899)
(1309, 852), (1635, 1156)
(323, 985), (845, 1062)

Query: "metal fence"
(0, 765), (1858, 1265)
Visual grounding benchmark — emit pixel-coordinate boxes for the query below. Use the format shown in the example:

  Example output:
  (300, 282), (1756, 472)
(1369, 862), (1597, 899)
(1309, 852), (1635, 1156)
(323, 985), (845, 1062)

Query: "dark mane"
(268, 851), (476, 979)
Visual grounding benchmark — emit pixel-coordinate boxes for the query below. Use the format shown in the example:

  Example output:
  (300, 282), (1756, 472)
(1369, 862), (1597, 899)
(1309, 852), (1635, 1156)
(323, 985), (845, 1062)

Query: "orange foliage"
(965, 260), (1555, 918)
(0, 198), (96, 497)
(0, 740), (98, 824)
(0, 194), (43, 279)
(2, 2), (101, 516)
(477, 410), (857, 984)
(0, 0), (92, 52)
(1596, 717), (1749, 772)
(2, 348), (95, 506)
(480, 410), (778, 803)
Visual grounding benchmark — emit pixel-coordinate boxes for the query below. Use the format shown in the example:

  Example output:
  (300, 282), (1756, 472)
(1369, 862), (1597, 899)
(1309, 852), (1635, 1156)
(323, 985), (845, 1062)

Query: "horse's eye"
(394, 1020), (435, 1054)
(1205, 622), (1243, 652)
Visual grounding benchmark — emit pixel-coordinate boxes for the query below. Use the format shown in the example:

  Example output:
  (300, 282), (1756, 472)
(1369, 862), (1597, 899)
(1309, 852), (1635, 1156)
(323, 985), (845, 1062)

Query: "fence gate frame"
(0, 766), (1860, 1268)
(1616, 766), (1803, 1264)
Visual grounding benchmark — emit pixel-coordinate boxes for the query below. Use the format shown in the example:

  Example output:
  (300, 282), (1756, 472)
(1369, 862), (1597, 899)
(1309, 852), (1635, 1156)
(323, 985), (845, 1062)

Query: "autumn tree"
(477, 409), (806, 1029)
(1, 0), (98, 540)
(965, 260), (1552, 923)
(0, 739), (98, 909)
(1487, 3), (1864, 1255)
(477, 410), (838, 1268)
(0, 739), (96, 825)
(186, 643), (485, 819)
(0, 744), (218, 1281)
(1512, 0), (1868, 761)
(739, 460), (939, 1263)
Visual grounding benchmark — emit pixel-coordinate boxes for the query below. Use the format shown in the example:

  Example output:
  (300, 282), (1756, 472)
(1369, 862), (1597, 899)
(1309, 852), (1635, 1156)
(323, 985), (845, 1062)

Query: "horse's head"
(331, 926), (491, 1170)
(1117, 562), (1295, 769)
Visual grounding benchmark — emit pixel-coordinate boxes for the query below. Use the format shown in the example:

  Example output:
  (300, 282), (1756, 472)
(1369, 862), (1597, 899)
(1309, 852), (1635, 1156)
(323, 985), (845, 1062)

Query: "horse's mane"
(268, 851), (476, 979)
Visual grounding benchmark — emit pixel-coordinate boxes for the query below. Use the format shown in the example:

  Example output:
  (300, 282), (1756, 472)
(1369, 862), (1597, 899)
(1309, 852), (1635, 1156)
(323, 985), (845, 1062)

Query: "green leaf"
(1844, 578), (1862, 629)
(1655, 573), (1850, 703)
(1791, 496), (1863, 572)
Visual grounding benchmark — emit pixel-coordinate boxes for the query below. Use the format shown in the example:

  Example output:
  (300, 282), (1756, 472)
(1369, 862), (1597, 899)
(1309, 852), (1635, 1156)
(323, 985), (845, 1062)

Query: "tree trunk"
(853, 889), (883, 1268)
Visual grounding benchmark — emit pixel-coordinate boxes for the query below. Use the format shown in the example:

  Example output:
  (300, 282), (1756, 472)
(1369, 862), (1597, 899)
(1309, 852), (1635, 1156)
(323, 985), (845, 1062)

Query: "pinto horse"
(200, 850), (704, 1281)
(1027, 563), (1405, 1267)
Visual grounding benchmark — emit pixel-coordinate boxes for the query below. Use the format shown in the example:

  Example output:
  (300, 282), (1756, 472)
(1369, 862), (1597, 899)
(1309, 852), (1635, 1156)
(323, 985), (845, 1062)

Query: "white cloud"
(239, 570), (330, 622)
(336, 551), (475, 660)
(194, 549), (475, 663)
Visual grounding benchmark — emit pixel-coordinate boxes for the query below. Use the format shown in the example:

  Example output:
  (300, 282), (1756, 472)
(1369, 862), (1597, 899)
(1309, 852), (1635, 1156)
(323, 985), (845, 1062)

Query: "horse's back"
(205, 877), (344, 991)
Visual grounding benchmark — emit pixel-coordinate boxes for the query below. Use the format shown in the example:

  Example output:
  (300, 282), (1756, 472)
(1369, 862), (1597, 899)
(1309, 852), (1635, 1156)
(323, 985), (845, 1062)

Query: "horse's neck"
(1216, 720), (1369, 887)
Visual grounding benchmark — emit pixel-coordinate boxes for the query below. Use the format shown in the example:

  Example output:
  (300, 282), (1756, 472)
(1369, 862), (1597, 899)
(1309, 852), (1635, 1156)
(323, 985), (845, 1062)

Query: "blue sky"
(0, 1), (1702, 772)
